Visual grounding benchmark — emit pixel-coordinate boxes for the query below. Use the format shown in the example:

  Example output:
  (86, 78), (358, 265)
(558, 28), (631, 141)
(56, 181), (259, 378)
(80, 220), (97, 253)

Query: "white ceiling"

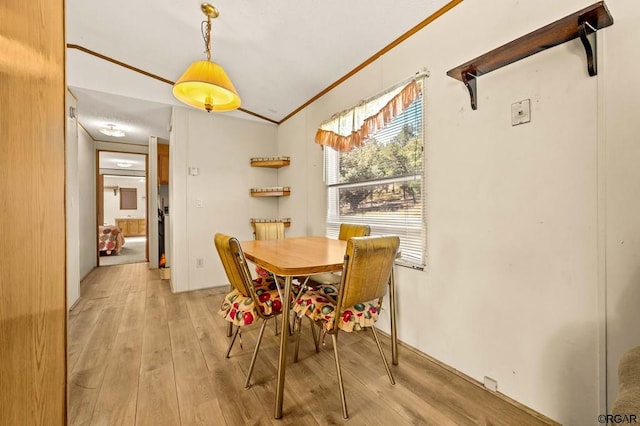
(66, 0), (453, 145)
(99, 151), (146, 172)
(73, 88), (172, 144)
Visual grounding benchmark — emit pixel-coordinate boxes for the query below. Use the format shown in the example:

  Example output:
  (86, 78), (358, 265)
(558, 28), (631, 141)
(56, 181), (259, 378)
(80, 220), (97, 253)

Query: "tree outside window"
(324, 85), (425, 267)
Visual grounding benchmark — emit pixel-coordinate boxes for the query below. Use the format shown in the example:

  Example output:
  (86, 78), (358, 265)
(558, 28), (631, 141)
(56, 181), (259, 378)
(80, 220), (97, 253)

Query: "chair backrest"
(254, 222), (285, 241)
(338, 223), (371, 241)
(214, 233), (254, 297)
(337, 235), (400, 311)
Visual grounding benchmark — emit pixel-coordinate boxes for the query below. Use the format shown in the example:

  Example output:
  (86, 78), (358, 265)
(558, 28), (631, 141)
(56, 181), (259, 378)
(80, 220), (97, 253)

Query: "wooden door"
(0, 0), (67, 424)
(158, 143), (169, 184)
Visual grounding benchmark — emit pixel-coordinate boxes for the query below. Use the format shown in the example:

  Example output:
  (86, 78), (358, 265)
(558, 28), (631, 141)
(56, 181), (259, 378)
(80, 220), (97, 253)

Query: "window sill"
(394, 259), (425, 271)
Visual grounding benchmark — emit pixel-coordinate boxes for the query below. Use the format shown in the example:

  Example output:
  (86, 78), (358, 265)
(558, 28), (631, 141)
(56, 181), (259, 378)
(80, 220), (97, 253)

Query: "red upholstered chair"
(293, 235), (399, 419)
(214, 233), (283, 388)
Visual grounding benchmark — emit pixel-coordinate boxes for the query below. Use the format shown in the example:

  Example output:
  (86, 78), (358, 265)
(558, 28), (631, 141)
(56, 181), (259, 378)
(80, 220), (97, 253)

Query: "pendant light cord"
(201, 17), (212, 61)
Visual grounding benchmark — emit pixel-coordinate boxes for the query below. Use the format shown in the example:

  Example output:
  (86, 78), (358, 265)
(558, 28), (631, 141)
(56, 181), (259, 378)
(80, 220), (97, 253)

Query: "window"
(321, 78), (426, 267)
(120, 187), (138, 210)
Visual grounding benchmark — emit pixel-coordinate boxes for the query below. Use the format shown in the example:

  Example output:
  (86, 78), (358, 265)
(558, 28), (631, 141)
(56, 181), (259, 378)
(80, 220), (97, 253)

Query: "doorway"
(97, 151), (148, 266)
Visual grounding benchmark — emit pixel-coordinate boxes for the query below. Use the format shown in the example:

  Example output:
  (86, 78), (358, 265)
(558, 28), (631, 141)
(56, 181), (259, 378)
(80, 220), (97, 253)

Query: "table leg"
(389, 267), (398, 365)
(274, 275), (291, 418)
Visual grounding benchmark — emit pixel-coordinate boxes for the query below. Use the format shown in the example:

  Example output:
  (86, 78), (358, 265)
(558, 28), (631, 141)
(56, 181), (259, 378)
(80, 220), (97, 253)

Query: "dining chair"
(308, 223), (370, 286)
(293, 235), (400, 419)
(252, 222), (285, 279)
(337, 223), (371, 241)
(253, 221), (318, 341)
(252, 221), (288, 335)
(253, 221), (285, 241)
(214, 233), (283, 389)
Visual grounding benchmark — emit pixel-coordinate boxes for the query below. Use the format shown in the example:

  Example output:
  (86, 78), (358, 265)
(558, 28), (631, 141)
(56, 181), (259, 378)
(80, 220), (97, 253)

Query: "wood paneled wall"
(0, 1), (67, 425)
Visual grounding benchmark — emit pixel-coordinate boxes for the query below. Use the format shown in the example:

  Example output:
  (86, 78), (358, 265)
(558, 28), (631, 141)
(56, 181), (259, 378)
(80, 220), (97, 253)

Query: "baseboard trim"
(376, 329), (560, 426)
(68, 298), (81, 312)
(80, 266), (96, 282)
(69, 267), (98, 312)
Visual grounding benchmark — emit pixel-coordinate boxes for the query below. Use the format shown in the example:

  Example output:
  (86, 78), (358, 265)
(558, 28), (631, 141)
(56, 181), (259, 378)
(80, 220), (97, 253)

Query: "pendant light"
(173, 3), (241, 112)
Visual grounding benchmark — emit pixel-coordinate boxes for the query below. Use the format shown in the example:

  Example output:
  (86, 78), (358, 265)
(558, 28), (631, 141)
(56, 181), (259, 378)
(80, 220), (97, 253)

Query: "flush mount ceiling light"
(172, 3), (241, 112)
(99, 124), (126, 137)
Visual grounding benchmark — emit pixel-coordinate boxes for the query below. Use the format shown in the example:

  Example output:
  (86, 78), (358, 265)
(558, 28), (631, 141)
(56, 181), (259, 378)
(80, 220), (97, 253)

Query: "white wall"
(602, 0), (640, 409)
(102, 175), (147, 226)
(159, 1), (640, 422)
(148, 136), (159, 268)
(170, 107), (278, 292)
(169, 110), (188, 293)
(276, 1), (640, 424)
(66, 90), (80, 308)
(78, 127), (96, 279)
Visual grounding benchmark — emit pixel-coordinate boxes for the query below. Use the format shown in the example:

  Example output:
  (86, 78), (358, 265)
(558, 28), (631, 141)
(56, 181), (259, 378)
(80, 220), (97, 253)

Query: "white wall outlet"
(484, 376), (498, 392)
(188, 167), (199, 176)
(196, 258), (204, 268)
(511, 99), (531, 126)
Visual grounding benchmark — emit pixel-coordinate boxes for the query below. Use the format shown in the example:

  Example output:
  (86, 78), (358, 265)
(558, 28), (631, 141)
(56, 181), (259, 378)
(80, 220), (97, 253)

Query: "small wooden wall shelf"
(447, 1), (613, 110)
(250, 156), (290, 168)
(250, 218), (292, 228)
(250, 186), (291, 197)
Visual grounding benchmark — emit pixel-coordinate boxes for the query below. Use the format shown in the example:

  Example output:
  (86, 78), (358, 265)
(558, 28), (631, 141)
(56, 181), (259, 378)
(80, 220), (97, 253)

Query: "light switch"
(511, 99), (531, 126)
(196, 199), (203, 208)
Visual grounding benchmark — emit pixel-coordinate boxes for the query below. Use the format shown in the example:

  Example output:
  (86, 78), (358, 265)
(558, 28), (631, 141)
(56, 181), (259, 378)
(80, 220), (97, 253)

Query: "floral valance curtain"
(315, 79), (421, 152)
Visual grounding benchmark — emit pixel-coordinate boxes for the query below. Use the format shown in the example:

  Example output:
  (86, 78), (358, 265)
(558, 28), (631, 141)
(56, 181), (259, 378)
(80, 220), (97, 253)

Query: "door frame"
(95, 149), (149, 266)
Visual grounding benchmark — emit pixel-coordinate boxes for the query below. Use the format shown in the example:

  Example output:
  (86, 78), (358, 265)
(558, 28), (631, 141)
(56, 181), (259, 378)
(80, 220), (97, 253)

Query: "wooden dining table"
(240, 236), (399, 419)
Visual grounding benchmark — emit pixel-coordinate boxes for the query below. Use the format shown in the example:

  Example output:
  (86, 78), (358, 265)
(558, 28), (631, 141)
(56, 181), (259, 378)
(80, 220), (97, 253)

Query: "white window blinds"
(322, 77), (426, 267)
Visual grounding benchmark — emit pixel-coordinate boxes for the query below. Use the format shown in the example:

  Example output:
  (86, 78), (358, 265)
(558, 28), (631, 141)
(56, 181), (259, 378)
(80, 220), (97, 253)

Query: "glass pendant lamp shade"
(173, 60), (241, 112)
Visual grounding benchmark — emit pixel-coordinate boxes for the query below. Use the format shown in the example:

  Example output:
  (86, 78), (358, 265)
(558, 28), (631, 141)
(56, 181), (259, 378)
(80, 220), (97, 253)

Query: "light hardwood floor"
(69, 263), (557, 425)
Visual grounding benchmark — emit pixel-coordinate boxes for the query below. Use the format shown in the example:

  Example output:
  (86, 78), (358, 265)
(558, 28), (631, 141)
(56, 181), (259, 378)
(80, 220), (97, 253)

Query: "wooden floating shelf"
(250, 187), (291, 197)
(250, 218), (292, 228)
(446, 1), (613, 110)
(250, 156), (290, 168)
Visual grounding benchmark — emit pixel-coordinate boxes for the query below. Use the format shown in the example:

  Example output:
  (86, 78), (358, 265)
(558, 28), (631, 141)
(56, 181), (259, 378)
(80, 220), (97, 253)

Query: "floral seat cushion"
(293, 283), (380, 332)
(255, 265), (270, 277)
(254, 266), (307, 298)
(218, 276), (283, 326)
